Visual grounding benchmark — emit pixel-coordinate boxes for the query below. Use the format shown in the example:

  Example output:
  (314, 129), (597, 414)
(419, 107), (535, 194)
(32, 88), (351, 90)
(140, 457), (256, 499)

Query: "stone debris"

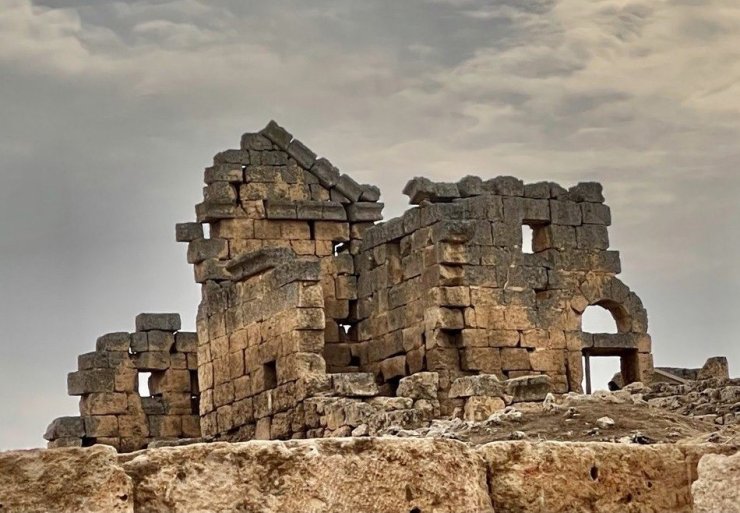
(596, 416), (615, 429)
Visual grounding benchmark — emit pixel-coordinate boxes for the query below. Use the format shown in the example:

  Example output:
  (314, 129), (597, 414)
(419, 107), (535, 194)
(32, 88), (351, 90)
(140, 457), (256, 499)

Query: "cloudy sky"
(1, 0), (739, 450)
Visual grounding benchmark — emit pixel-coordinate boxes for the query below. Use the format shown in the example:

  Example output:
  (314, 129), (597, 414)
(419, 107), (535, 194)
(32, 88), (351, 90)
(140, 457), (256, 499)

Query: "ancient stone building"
(45, 120), (655, 447)
(176, 121), (654, 441)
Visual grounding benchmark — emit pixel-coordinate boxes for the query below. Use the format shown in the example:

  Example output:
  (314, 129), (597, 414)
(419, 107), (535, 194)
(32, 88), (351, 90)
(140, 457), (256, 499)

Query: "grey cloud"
(0, 0), (738, 449)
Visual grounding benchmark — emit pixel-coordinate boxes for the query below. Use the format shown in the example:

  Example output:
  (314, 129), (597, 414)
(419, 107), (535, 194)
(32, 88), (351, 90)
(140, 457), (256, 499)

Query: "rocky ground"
(380, 388), (740, 447)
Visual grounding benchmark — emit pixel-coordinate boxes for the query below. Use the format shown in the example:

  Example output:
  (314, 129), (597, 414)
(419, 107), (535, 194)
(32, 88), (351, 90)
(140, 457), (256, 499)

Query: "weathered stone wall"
(195, 251), (329, 440)
(353, 176), (652, 413)
(176, 121), (655, 440)
(44, 313), (200, 452)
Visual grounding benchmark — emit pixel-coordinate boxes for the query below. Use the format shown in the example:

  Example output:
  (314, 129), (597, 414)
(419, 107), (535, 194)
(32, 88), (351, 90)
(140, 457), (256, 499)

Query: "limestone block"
(456, 175), (484, 197)
(68, 369), (116, 396)
(533, 224), (577, 250)
(213, 149), (250, 165)
(366, 396), (414, 411)
(529, 350), (566, 373)
(122, 438), (492, 512)
(135, 313), (181, 333)
(203, 182), (237, 205)
(500, 348), (531, 371)
(175, 222), (204, 242)
(146, 331), (175, 352)
(150, 369), (192, 394)
(118, 415), (150, 438)
(692, 450), (740, 513)
(261, 120), (293, 149)
(504, 375), (552, 403)
(241, 132), (273, 150)
(309, 158), (339, 188)
(174, 332), (198, 353)
(332, 373), (379, 397)
(358, 184), (380, 202)
(0, 445), (132, 512)
(133, 352), (170, 371)
(80, 393), (129, 416)
(396, 372), (440, 400)
(84, 415), (119, 437)
(286, 139), (316, 169)
(569, 182), (605, 203)
(464, 396), (506, 421)
(524, 181), (550, 199)
(461, 348), (501, 374)
(95, 332), (131, 352)
(484, 176), (524, 196)
(550, 200), (582, 226)
(576, 224), (609, 250)
(481, 442), (715, 513)
(346, 202), (384, 222)
(449, 375), (504, 398)
(43, 416), (84, 441)
(380, 355), (407, 381)
(335, 174), (364, 202)
(582, 202), (612, 225)
(149, 415), (182, 438)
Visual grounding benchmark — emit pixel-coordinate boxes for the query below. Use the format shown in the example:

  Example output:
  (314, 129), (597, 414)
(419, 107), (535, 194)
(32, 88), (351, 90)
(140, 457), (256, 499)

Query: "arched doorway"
(580, 303), (638, 393)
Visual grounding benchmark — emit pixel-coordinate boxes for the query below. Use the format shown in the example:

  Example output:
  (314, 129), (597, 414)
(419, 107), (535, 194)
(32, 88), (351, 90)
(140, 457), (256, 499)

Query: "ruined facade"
(44, 314), (200, 450)
(46, 121), (655, 447)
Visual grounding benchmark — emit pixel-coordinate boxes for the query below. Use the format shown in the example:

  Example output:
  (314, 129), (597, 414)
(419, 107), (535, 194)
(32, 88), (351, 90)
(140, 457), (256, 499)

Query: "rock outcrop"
(692, 450), (740, 513)
(121, 437), (492, 513)
(1, 438), (737, 513)
(0, 445), (132, 513)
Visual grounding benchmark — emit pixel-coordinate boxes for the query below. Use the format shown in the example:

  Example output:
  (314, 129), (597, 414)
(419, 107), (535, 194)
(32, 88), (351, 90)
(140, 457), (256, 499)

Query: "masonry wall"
(352, 176), (652, 413)
(44, 313), (200, 452)
(178, 121), (654, 440)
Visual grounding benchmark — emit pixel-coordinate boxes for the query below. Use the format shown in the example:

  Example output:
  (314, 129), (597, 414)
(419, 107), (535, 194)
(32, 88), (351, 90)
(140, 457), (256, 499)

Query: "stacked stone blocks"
(44, 313), (200, 451)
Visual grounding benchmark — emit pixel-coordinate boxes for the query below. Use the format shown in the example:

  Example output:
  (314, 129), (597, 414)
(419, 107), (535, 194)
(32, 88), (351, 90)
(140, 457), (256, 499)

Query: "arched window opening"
(581, 305), (618, 334)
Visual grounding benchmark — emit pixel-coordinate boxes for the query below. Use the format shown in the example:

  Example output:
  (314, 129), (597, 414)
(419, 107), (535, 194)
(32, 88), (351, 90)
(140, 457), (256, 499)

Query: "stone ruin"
(45, 120), (657, 449)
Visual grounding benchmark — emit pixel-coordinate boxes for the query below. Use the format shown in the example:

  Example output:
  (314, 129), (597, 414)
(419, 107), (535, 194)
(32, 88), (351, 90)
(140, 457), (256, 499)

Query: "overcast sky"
(1, 0), (738, 450)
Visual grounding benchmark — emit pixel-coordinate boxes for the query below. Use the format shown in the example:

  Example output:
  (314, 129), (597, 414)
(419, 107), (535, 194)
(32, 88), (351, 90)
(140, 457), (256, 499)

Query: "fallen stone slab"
(0, 445), (132, 513)
(121, 438), (493, 513)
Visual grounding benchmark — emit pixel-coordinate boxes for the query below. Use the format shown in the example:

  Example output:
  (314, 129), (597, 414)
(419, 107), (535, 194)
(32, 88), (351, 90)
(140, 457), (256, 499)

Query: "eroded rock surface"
(480, 441), (732, 513)
(0, 445), (132, 513)
(121, 437), (493, 513)
(692, 450), (740, 513)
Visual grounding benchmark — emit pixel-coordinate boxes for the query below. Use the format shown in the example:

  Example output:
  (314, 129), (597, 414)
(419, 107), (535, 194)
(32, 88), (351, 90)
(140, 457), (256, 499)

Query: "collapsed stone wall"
(44, 314), (200, 451)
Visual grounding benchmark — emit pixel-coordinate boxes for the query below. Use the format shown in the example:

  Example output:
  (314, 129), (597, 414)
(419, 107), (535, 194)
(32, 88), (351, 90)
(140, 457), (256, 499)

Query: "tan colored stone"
(0, 445), (132, 512)
(692, 450), (740, 513)
(464, 396), (505, 421)
(121, 438), (493, 513)
(481, 441), (714, 513)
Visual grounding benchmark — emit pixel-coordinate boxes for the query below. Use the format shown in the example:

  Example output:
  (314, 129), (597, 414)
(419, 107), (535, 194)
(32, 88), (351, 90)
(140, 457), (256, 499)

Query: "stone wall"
(44, 313), (200, 452)
(352, 176), (653, 413)
(176, 121), (655, 440)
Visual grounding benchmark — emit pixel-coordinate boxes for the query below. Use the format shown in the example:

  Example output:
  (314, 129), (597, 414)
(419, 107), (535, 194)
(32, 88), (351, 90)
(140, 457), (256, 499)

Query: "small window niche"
(138, 372), (152, 397)
(263, 361), (277, 390)
(521, 224), (535, 254)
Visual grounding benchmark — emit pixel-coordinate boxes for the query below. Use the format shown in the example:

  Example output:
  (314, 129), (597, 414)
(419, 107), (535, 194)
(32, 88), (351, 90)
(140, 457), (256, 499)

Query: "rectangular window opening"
(263, 361), (277, 390)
